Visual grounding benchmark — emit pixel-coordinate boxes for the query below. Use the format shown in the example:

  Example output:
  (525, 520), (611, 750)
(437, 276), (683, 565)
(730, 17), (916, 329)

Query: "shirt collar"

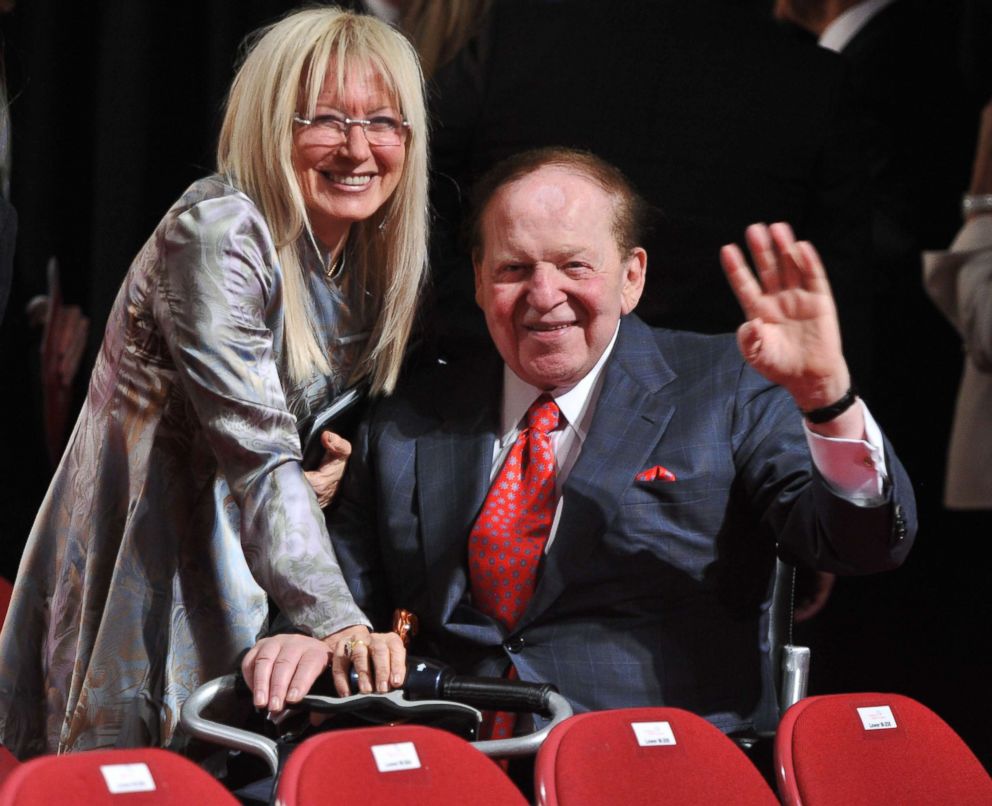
(500, 322), (621, 443)
(819, 0), (896, 52)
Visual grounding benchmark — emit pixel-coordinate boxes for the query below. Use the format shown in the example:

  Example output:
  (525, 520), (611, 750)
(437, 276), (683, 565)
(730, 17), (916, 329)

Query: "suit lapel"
(416, 357), (501, 624)
(522, 316), (678, 624)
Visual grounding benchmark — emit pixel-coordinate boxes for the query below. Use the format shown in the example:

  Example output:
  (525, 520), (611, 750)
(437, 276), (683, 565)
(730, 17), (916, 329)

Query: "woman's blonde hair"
(217, 6), (428, 394)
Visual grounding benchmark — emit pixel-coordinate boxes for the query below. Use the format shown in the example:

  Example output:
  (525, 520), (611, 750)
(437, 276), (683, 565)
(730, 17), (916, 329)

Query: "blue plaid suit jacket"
(328, 315), (915, 734)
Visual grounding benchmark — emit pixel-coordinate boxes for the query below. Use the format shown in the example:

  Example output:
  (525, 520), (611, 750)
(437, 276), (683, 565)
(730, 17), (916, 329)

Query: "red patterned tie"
(468, 394), (560, 740)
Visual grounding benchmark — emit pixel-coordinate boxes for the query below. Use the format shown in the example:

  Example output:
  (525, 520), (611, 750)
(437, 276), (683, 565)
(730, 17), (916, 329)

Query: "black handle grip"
(441, 676), (557, 716)
(346, 655), (452, 699)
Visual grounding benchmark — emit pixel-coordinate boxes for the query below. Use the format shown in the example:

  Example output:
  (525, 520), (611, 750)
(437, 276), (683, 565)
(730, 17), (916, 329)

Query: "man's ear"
(620, 247), (647, 315)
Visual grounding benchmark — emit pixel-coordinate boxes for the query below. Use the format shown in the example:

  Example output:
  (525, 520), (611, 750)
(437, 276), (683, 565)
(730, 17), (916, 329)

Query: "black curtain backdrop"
(0, 0), (988, 771)
(0, 0), (302, 574)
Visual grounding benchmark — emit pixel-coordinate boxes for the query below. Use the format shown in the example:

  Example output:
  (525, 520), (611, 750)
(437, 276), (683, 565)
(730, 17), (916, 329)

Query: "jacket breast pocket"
(625, 474), (716, 508)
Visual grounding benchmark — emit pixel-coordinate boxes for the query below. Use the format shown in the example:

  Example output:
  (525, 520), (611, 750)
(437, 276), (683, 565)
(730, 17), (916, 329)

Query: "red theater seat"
(0, 746), (18, 786)
(0, 747), (238, 805)
(0, 577), (13, 628)
(534, 707), (779, 805)
(275, 724), (527, 805)
(776, 692), (992, 805)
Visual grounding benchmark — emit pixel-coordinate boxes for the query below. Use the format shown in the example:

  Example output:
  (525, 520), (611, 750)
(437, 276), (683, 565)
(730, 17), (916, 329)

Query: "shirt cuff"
(804, 400), (888, 504)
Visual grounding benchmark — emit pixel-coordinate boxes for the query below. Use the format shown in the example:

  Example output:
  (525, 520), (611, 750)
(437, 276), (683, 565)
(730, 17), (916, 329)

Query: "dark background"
(0, 0), (988, 768)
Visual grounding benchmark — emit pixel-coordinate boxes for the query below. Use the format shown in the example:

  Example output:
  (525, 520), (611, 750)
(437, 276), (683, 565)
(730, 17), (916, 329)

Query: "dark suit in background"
(330, 315), (915, 735)
(837, 0), (974, 437)
(428, 0), (872, 371)
(781, 0), (989, 767)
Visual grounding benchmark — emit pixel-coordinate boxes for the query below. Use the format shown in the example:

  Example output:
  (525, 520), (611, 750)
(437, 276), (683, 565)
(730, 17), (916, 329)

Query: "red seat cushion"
(0, 747), (238, 805)
(776, 693), (992, 806)
(276, 724), (528, 805)
(535, 707), (778, 805)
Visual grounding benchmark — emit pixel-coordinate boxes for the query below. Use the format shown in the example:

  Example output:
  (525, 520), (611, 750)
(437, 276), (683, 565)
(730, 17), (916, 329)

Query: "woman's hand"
(323, 625), (407, 697)
(242, 633), (332, 712)
(303, 430), (352, 508)
(241, 625), (406, 712)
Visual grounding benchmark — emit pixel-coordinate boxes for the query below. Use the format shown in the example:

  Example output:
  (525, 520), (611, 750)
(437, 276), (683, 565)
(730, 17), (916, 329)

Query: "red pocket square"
(635, 465), (676, 482)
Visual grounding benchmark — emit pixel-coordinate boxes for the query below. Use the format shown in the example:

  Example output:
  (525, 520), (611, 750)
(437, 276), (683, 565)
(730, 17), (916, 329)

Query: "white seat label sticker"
(371, 741), (422, 772)
(631, 721), (677, 746)
(100, 762), (156, 793)
(857, 705), (897, 731)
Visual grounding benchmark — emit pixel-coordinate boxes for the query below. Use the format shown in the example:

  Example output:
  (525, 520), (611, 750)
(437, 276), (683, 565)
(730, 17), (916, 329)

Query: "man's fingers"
(768, 221), (796, 248)
(720, 243), (763, 317)
(737, 319), (766, 365)
(792, 240), (831, 294)
(769, 222), (803, 288)
(744, 223), (781, 294)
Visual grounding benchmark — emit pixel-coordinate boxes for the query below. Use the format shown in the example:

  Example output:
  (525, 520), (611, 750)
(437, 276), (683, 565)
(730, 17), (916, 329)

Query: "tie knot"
(526, 395), (560, 435)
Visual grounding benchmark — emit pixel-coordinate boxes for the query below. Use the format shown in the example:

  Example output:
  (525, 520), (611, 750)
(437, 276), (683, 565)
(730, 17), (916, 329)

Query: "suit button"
(504, 636), (525, 654)
(894, 504), (907, 539)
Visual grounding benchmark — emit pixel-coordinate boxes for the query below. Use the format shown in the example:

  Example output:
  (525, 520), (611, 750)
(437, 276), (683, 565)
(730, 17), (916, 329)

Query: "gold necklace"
(325, 249), (345, 281)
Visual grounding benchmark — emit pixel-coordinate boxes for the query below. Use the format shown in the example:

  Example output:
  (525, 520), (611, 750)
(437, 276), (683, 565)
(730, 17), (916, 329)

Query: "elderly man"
(246, 148), (915, 738)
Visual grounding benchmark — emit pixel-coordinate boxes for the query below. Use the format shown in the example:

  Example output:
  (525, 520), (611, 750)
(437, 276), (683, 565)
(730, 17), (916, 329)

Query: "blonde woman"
(0, 7), (426, 757)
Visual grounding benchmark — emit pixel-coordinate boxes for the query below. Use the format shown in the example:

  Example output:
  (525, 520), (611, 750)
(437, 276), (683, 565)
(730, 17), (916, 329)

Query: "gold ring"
(344, 637), (369, 657)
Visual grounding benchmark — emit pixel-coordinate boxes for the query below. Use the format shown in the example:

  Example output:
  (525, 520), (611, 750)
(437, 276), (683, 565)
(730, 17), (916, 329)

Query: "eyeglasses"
(292, 113), (410, 147)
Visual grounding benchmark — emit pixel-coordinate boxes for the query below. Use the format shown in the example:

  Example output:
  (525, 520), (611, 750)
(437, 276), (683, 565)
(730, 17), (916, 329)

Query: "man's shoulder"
(620, 316), (742, 371)
(617, 317), (780, 404)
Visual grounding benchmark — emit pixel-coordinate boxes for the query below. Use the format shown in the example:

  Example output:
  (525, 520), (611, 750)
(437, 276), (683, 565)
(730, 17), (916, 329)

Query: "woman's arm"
(154, 189), (371, 639)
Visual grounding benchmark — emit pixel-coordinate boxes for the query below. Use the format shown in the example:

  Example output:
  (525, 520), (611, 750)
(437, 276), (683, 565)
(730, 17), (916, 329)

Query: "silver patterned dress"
(0, 176), (370, 757)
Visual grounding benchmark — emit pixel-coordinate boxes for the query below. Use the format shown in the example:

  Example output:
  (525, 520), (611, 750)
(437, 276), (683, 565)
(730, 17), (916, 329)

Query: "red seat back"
(0, 577), (13, 628)
(534, 707), (779, 805)
(275, 724), (528, 805)
(776, 692), (992, 805)
(0, 746), (18, 786)
(0, 747), (238, 805)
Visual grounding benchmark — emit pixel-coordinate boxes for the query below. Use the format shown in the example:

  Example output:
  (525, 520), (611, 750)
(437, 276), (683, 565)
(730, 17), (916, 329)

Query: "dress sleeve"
(155, 191), (370, 637)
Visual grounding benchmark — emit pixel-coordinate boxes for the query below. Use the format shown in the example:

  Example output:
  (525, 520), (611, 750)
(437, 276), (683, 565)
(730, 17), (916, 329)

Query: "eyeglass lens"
(296, 114), (408, 146)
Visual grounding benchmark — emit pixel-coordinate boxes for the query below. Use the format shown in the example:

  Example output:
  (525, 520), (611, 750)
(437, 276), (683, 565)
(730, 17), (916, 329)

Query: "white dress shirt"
(818, 0), (898, 53)
(490, 324), (890, 552)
